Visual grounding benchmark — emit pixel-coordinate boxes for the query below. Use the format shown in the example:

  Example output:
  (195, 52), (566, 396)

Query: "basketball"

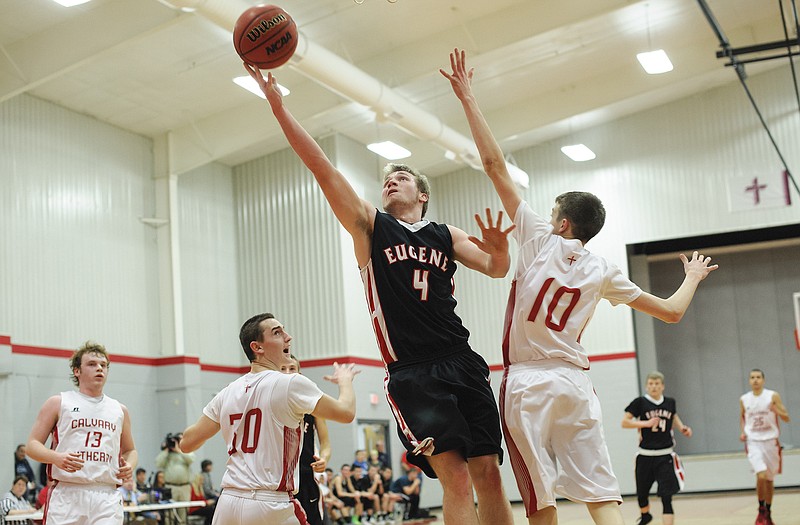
(233, 5), (298, 70)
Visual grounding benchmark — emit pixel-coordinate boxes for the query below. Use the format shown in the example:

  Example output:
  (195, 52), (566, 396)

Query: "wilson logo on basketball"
(246, 14), (288, 43)
(265, 32), (294, 55)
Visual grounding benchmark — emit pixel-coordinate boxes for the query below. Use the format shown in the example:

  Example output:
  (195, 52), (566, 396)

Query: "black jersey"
(361, 210), (470, 364)
(299, 413), (316, 473)
(624, 396), (677, 450)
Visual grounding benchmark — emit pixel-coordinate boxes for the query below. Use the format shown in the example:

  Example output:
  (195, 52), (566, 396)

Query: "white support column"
(152, 134), (185, 356)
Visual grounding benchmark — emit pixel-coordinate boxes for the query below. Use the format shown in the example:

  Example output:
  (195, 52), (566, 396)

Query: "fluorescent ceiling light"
(367, 141), (411, 160)
(505, 162), (530, 189)
(560, 144), (596, 162)
(636, 49), (673, 74)
(51, 0), (91, 6)
(233, 76), (289, 98)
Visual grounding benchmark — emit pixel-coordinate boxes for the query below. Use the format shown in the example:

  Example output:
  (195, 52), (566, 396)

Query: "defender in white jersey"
(739, 369), (790, 525)
(27, 341), (138, 525)
(179, 313), (359, 525)
(444, 48), (719, 525)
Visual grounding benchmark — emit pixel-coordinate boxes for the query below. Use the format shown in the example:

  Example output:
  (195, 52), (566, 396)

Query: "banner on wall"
(727, 170), (792, 212)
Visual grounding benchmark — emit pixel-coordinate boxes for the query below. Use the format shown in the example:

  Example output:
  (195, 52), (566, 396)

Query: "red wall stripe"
(4, 336), (636, 372)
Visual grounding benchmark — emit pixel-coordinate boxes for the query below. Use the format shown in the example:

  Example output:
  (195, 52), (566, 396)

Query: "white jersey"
(203, 370), (323, 493)
(504, 202), (642, 369)
(51, 390), (124, 485)
(741, 389), (780, 441)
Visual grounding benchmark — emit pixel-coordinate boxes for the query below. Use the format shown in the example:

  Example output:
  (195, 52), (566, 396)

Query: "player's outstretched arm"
(244, 64), (375, 259)
(441, 48), (522, 219)
(313, 362), (360, 423)
(628, 251), (718, 323)
(180, 415), (221, 453)
(450, 208), (514, 278)
(771, 392), (791, 422)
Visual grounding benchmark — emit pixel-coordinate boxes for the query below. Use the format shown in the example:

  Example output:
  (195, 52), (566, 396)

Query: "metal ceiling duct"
(158, 0), (529, 187)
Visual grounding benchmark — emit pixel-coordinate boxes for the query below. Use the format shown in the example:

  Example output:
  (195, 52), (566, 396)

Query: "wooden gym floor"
(420, 487), (800, 524)
(511, 488), (800, 524)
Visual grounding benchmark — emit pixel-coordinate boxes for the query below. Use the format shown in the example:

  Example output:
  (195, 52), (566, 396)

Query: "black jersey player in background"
(623, 371), (693, 525)
(246, 63), (515, 525)
(281, 355), (331, 525)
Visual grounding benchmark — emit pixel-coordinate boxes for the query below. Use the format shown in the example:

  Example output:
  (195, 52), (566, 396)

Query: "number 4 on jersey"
(413, 269), (429, 301)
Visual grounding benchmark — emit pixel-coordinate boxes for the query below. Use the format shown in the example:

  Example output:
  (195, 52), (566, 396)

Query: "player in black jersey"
(247, 62), (516, 525)
(281, 356), (331, 525)
(623, 372), (692, 525)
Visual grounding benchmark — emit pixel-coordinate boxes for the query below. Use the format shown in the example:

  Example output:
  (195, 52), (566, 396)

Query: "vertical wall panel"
(178, 162), (241, 364)
(234, 139), (347, 360)
(0, 94), (159, 355)
(432, 169), (513, 363)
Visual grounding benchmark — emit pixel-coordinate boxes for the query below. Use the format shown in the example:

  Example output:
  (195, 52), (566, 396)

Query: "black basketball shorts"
(386, 348), (504, 478)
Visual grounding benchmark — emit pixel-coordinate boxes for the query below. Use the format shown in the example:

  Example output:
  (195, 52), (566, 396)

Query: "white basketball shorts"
(746, 439), (782, 481)
(212, 488), (308, 525)
(500, 361), (621, 516)
(44, 481), (123, 525)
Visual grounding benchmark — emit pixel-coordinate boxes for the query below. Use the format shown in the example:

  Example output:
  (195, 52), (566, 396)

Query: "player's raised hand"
(323, 362), (360, 384)
(469, 208), (516, 256)
(242, 63), (283, 108)
(440, 47), (474, 101)
(680, 251), (718, 280)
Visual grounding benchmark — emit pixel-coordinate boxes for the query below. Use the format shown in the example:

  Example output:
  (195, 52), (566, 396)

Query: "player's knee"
(467, 455), (501, 483)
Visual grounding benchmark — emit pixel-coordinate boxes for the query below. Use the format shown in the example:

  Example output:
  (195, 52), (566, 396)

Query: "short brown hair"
(554, 191), (605, 243)
(383, 163), (431, 218)
(239, 313), (275, 362)
(69, 341), (110, 387)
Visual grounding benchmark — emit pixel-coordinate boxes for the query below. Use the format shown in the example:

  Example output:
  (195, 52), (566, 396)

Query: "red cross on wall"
(745, 177), (768, 204)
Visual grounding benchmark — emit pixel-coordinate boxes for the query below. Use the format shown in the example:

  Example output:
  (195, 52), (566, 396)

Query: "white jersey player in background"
(443, 48), (718, 525)
(27, 341), (138, 525)
(740, 368), (790, 525)
(180, 313), (359, 525)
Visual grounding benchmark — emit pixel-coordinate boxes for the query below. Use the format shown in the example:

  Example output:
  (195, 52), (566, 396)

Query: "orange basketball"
(233, 5), (298, 70)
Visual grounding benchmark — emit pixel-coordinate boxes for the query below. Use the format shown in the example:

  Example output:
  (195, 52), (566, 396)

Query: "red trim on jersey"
(499, 369), (538, 516)
(384, 375), (421, 447)
(363, 267), (396, 365)
(501, 281), (517, 368)
(672, 453), (685, 483)
(292, 497), (310, 524)
(43, 479), (57, 524)
(278, 426), (302, 493)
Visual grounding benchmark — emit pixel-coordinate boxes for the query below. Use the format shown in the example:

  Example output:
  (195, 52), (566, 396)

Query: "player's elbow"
(178, 436), (198, 453)
(331, 405), (356, 424)
(657, 308), (683, 324)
